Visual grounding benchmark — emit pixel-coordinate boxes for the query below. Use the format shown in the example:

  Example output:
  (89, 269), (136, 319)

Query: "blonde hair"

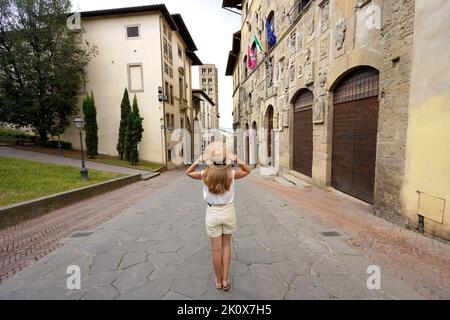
(202, 140), (234, 194)
(202, 165), (233, 195)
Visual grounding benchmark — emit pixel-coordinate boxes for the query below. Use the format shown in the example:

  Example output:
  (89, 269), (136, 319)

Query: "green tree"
(117, 88), (131, 160)
(0, 0), (96, 141)
(125, 95), (144, 165)
(83, 92), (98, 158)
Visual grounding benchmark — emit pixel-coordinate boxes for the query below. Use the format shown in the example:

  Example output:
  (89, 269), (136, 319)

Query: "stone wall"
(233, 0), (416, 225)
(374, 0), (415, 224)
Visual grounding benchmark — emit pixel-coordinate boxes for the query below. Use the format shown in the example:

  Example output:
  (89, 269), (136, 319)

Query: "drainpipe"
(418, 215), (425, 234)
(159, 15), (168, 169)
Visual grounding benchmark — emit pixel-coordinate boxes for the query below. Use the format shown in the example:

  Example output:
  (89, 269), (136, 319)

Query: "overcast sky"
(71, 0), (241, 130)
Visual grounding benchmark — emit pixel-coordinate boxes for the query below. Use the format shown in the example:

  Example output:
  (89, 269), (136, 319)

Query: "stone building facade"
(224, 0), (450, 240)
(199, 64), (220, 129)
(61, 5), (202, 171)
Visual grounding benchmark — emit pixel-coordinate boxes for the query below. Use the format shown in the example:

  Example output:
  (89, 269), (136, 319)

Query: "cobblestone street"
(2, 169), (448, 300)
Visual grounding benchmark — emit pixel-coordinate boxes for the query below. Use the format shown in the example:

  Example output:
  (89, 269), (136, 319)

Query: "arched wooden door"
(266, 106), (274, 161)
(252, 121), (258, 166)
(332, 67), (380, 204)
(245, 123), (250, 165)
(293, 89), (313, 177)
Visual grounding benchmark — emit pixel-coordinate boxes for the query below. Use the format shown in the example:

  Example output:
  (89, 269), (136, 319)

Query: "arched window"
(243, 55), (248, 79)
(251, 41), (258, 62)
(267, 11), (275, 50)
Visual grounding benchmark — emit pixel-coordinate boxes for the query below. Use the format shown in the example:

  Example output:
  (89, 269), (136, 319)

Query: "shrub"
(37, 139), (72, 150)
(0, 128), (35, 140)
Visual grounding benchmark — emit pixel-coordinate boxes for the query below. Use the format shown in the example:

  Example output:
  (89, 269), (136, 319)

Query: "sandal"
(222, 279), (230, 291)
(215, 278), (223, 290)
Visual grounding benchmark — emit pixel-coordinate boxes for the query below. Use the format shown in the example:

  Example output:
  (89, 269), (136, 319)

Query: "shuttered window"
(128, 64), (143, 92)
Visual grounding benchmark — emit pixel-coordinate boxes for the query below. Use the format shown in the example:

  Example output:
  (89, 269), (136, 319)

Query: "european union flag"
(266, 18), (277, 48)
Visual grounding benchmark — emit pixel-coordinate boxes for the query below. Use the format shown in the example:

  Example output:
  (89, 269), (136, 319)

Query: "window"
(179, 77), (184, 100)
(299, 0), (311, 13)
(126, 25), (140, 39)
(252, 41), (258, 62)
(163, 24), (167, 37)
(202, 79), (206, 84)
(208, 78), (212, 84)
(166, 113), (174, 130)
(180, 118), (184, 129)
(165, 81), (169, 102)
(202, 68), (206, 75)
(164, 63), (169, 75)
(170, 85), (174, 105)
(128, 63), (143, 92)
(163, 38), (168, 56)
(169, 67), (173, 78)
(168, 43), (173, 61)
(178, 44), (183, 58)
(243, 55), (248, 78)
(208, 68), (212, 74)
(168, 30), (172, 42)
(267, 11), (275, 50)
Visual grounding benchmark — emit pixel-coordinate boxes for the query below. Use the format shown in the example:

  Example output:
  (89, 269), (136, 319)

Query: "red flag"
(248, 46), (257, 70)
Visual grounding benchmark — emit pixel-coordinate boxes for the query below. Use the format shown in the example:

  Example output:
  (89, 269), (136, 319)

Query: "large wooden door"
(293, 90), (313, 177)
(266, 106), (274, 160)
(332, 67), (379, 204)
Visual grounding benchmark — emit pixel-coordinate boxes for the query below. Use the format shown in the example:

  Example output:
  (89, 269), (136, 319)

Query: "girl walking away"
(185, 141), (251, 291)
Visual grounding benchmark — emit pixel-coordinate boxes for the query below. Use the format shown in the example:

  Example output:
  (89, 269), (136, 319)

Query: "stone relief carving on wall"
(298, 64), (303, 79)
(304, 62), (314, 86)
(319, 69), (327, 88)
(335, 20), (347, 51)
(320, 1), (330, 33)
(308, 15), (315, 37)
(313, 98), (325, 124)
(265, 56), (274, 93)
(305, 47), (312, 62)
(290, 30), (297, 50)
(297, 28), (303, 52)
(279, 57), (286, 85)
(289, 62), (295, 83)
(320, 35), (329, 60)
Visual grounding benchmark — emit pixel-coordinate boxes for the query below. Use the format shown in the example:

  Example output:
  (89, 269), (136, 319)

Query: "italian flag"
(254, 35), (264, 54)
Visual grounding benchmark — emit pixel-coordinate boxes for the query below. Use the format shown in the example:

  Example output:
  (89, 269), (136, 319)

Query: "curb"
(0, 173), (143, 230)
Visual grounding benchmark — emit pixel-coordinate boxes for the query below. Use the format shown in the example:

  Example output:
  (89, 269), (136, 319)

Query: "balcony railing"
(288, 0), (312, 24)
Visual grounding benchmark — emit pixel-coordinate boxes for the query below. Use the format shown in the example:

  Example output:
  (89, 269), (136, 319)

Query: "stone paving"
(0, 171), (427, 300)
(0, 147), (150, 176)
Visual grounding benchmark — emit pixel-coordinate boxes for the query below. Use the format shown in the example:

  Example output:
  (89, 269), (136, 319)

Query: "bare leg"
(221, 234), (232, 287)
(210, 236), (223, 285)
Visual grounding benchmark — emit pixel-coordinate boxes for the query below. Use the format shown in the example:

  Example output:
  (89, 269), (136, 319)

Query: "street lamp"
(74, 115), (88, 180)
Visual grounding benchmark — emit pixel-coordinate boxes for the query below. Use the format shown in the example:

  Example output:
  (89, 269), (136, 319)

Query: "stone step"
(281, 173), (312, 188)
(274, 176), (296, 186)
(141, 172), (160, 180)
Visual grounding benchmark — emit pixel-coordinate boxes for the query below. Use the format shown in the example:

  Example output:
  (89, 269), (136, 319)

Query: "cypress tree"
(126, 95), (144, 165)
(83, 92), (98, 158)
(117, 88), (131, 160)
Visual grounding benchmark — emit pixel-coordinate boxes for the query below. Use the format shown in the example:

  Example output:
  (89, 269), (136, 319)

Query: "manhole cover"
(318, 230), (343, 237)
(69, 231), (94, 238)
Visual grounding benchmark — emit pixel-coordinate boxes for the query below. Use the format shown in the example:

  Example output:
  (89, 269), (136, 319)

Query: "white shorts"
(205, 202), (237, 238)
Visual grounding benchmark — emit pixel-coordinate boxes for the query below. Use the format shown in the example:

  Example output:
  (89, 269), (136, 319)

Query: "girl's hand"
(226, 153), (237, 163)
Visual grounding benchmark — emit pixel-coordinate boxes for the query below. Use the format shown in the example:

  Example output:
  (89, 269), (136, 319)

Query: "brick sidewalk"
(250, 176), (450, 299)
(0, 170), (182, 283)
